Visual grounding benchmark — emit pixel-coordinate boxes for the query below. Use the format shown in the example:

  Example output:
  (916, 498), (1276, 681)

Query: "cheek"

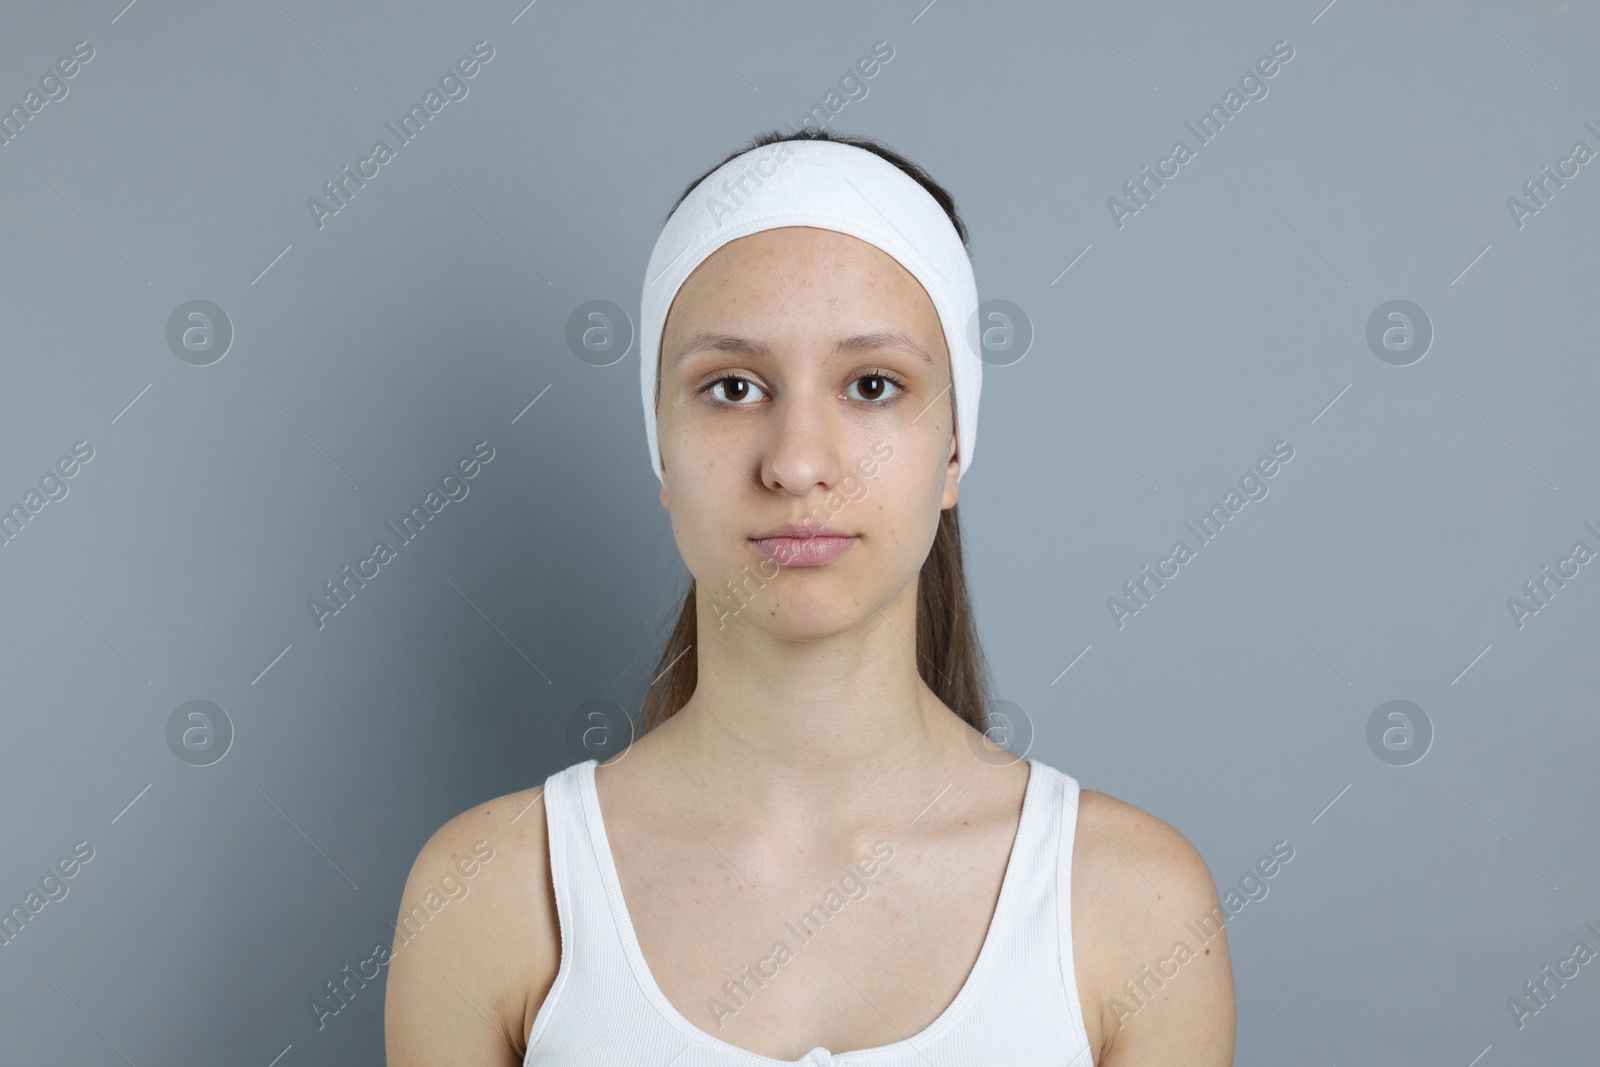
(666, 502), (714, 581)
(665, 476), (742, 579)
(662, 408), (740, 474)
(869, 478), (940, 553)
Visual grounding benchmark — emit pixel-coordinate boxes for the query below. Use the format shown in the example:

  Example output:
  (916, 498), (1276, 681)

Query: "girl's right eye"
(705, 376), (768, 406)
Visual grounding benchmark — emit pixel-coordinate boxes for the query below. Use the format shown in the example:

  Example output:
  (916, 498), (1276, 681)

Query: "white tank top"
(524, 756), (1096, 1066)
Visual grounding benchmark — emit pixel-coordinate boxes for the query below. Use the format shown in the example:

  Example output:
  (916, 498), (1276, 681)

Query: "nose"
(759, 382), (845, 493)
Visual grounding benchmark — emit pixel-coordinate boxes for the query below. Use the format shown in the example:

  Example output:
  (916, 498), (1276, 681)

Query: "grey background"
(1, 0), (1595, 1063)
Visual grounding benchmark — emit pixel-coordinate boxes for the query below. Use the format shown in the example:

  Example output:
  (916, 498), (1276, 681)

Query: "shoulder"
(383, 778), (562, 1066)
(1069, 786), (1236, 1066)
(1070, 787), (1220, 929)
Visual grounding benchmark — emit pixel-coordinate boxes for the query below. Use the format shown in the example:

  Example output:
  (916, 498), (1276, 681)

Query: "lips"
(750, 522), (857, 567)
(753, 522), (850, 539)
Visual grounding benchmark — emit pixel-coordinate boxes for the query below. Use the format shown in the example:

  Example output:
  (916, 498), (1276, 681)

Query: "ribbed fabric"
(525, 757), (1096, 1066)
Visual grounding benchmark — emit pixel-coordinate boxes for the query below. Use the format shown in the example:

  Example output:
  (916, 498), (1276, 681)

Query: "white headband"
(639, 138), (981, 484)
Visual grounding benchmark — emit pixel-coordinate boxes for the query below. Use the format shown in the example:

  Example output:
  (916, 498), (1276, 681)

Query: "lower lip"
(751, 535), (857, 566)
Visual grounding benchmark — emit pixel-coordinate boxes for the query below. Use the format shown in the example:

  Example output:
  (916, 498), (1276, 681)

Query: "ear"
(660, 473), (670, 509)
(941, 427), (959, 509)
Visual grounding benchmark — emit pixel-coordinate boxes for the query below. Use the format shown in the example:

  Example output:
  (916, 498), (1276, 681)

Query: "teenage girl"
(386, 128), (1236, 1066)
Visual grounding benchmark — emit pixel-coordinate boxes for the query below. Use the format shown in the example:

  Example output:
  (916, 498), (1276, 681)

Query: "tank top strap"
(524, 758), (593, 1053)
(998, 758), (1065, 932)
(1052, 765), (1096, 1056)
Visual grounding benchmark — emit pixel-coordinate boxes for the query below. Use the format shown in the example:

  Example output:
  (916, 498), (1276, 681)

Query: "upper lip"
(751, 522), (853, 540)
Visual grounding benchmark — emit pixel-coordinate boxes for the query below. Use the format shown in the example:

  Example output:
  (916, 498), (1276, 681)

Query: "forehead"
(662, 226), (945, 353)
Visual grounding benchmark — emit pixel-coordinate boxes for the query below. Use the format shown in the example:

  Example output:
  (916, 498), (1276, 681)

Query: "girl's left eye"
(846, 373), (904, 404)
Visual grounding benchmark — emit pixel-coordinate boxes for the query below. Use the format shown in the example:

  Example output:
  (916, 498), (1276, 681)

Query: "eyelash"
(700, 369), (909, 409)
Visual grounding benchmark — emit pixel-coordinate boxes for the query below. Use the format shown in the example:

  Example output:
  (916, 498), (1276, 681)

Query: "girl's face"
(655, 225), (960, 639)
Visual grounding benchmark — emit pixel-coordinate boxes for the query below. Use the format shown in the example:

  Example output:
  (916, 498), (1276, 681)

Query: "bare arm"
(385, 789), (558, 1067)
(1076, 791), (1237, 1066)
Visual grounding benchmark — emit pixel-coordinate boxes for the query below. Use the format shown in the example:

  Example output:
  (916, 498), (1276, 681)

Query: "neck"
(646, 577), (977, 842)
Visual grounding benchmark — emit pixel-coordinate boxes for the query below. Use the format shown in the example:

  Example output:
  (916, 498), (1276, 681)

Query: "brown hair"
(638, 127), (991, 737)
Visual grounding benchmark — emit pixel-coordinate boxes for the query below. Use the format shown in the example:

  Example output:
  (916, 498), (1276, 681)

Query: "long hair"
(637, 127), (992, 737)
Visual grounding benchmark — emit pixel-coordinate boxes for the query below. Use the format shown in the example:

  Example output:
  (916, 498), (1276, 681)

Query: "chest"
(608, 813), (1018, 1059)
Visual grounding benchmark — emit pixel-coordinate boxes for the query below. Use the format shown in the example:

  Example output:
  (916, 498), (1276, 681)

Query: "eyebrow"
(669, 328), (936, 370)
